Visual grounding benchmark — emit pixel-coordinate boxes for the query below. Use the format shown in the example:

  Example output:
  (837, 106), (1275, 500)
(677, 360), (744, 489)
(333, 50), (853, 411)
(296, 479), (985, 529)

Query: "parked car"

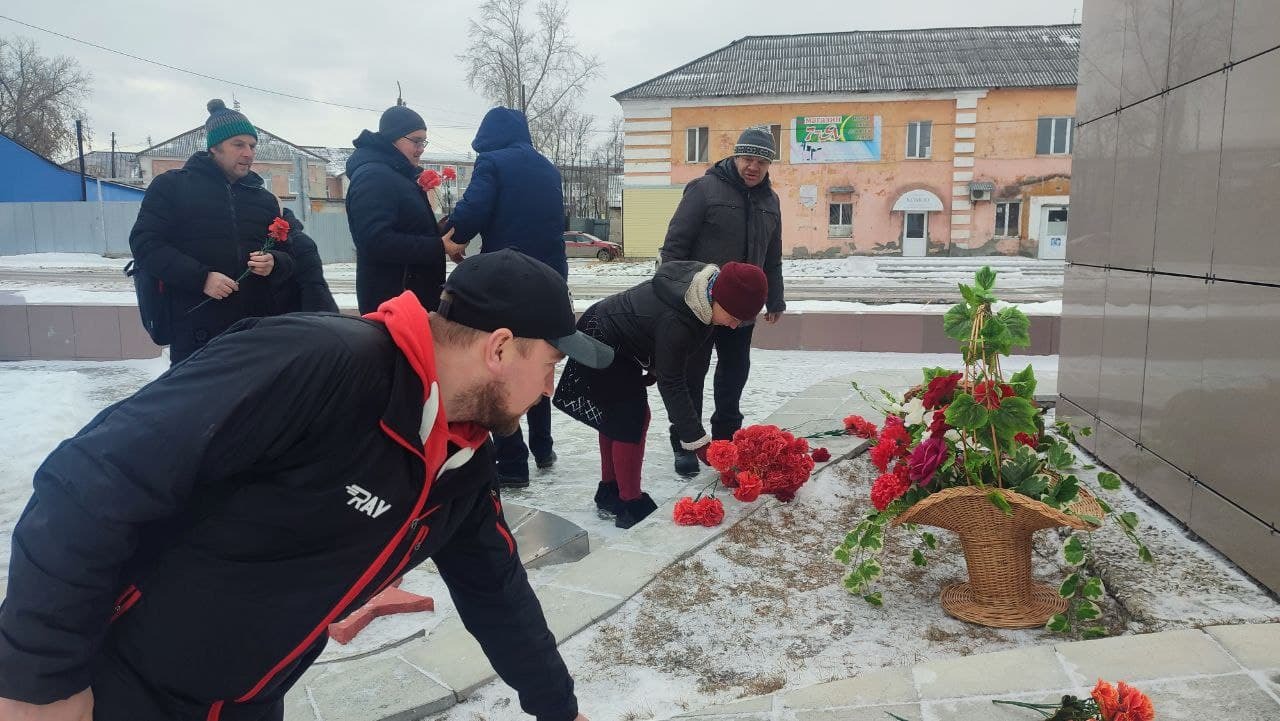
(563, 231), (622, 261)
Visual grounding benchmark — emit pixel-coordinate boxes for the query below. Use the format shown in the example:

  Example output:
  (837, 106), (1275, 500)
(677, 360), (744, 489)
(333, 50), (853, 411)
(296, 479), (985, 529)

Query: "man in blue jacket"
(443, 107), (569, 486)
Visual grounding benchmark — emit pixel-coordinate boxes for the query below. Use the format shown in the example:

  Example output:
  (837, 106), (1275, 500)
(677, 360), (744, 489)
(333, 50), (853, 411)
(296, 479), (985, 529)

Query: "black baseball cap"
(440, 249), (614, 369)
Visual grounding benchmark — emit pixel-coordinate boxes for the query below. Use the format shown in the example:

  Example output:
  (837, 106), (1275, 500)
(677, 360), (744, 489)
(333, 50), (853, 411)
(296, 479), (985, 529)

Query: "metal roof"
(614, 24), (1080, 100)
(138, 126), (328, 163)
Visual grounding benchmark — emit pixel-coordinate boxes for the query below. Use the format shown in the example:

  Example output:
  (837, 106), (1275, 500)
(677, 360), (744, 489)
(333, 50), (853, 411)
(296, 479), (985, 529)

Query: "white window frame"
(828, 202), (853, 238)
(995, 201), (1022, 237)
(287, 173), (299, 194)
(906, 121), (932, 159)
(1037, 116), (1074, 155)
(686, 127), (709, 163)
(903, 211), (928, 241)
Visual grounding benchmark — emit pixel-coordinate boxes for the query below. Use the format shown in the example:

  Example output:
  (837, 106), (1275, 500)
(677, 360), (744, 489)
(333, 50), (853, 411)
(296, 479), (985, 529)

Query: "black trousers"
(494, 394), (553, 478)
(670, 322), (755, 450)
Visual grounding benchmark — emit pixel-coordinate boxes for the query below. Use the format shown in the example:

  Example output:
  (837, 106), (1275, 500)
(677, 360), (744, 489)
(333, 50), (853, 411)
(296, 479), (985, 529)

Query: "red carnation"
(811, 447), (831, 462)
(869, 439), (897, 472)
(1113, 682), (1154, 721)
(442, 166), (457, 181)
(705, 440), (738, 472)
(733, 471), (763, 502)
(418, 169), (442, 191)
(696, 497), (725, 526)
(843, 415), (878, 439)
(1014, 432), (1038, 448)
(879, 415), (911, 448)
(870, 469), (911, 511)
(922, 372), (962, 409)
(267, 216), (290, 243)
(929, 407), (950, 437)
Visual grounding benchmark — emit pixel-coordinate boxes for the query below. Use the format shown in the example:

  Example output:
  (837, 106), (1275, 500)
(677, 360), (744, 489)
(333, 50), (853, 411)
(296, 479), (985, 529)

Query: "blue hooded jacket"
(448, 108), (568, 277)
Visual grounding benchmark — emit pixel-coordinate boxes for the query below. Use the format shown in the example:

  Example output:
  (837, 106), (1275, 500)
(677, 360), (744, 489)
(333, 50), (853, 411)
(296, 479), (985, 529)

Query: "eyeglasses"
(400, 135), (429, 148)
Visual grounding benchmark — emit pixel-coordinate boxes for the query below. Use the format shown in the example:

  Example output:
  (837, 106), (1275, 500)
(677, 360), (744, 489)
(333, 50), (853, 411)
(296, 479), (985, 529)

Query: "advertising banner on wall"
(790, 115), (882, 163)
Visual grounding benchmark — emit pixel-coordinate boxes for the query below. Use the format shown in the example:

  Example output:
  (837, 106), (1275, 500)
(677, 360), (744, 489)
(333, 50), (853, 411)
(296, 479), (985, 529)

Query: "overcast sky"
(2, 0), (1082, 159)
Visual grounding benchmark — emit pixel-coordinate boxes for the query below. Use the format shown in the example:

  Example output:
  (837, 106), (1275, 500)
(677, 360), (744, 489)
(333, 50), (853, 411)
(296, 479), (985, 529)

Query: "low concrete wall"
(0, 301), (1059, 362)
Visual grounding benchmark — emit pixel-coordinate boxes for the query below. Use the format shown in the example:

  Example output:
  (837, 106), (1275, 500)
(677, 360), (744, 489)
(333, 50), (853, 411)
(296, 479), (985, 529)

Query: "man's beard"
(460, 379), (526, 436)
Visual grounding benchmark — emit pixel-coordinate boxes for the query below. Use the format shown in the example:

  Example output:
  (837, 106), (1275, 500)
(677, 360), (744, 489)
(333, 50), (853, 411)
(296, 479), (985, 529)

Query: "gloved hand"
(695, 445), (710, 466)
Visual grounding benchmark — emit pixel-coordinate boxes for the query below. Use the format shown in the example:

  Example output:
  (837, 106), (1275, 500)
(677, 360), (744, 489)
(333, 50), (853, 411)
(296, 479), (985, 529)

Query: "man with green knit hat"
(128, 99), (294, 364)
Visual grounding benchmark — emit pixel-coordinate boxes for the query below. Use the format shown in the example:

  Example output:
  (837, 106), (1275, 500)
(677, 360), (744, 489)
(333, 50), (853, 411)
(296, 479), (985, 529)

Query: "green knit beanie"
(205, 99), (258, 149)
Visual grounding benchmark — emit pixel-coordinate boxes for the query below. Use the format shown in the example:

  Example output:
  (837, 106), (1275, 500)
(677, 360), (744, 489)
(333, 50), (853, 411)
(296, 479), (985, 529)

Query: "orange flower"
(1091, 680), (1119, 719)
(418, 169), (442, 191)
(442, 166), (457, 181)
(267, 216), (290, 243)
(1112, 682), (1154, 721)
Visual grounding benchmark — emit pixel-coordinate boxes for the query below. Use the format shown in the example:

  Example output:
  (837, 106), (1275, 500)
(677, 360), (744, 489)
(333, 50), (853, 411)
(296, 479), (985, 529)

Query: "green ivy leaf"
(1063, 535), (1086, 566)
(991, 396), (1038, 441)
(1018, 474), (1051, 499)
(1120, 512), (1140, 531)
(1010, 364), (1037, 399)
(981, 315), (1010, 349)
(1097, 498), (1114, 514)
(975, 265), (997, 290)
(1048, 442), (1075, 470)
(1059, 573), (1080, 598)
(1080, 426), (1094, 437)
(997, 306), (1032, 348)
(1138, 544), (1154, 563)
(1046, 613), (1071, 633)
(945, 393), (989, 430)
(922, 366), (953, 383)
(943, 303), (974, 342)
(1001, 444), (1041, 488)
(859, 526), (884, 550)
(842, 572), (862, 591)
(1076, 514), (1103, 527)
(858, 558), (883, 583)
(1049, 474), (1080, 507)
(1098, 472), (1122, 491)
(922, 532), (937, 549)
(832, 547), (851, 564)
(912, 549), (927, 567)
(1082, 577), (1105, 601)
(959, 283), (978, 306)
(987, 490), (1014, 517)
(1075, 600), (1103, 621)
(863, 592), (884, 607)
(1082, 626), (1109, 639)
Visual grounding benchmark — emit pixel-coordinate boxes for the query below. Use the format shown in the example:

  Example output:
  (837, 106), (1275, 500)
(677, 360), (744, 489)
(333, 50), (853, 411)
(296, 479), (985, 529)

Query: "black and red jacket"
(0, 294), (578, 720)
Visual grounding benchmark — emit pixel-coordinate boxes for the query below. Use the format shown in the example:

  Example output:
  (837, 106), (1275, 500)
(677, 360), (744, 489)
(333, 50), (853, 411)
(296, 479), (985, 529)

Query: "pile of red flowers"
(672, 497), (724, 527)
(706, 425), (815, 503)
(980, 679), (1155, 721)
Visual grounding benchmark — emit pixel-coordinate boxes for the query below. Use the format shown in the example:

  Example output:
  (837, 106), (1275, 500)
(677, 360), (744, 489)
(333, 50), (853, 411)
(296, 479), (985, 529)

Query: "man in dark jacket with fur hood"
(347, 105), (466, 314)
(0, 250), (607, 721)
(442, 107), (569, 486)
(660, 126), (786, 475)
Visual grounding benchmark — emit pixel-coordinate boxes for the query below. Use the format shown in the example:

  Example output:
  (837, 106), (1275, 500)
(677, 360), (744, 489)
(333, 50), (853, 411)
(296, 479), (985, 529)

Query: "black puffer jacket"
(127, 152), (293, 363)
(271, 208), (339, 314)
(346, 130), (444, 313)
(660, 158), (785, 314)
(561, 260), (715, 445)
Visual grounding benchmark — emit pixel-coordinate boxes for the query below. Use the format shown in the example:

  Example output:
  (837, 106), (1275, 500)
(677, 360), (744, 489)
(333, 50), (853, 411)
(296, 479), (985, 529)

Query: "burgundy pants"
(599, 407), (650, 501)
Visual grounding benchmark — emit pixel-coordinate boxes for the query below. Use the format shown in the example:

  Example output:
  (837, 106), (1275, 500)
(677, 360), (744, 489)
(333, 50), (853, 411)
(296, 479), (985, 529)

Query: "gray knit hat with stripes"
(734, 125), (776, 161)
(205, 99), (258, 149)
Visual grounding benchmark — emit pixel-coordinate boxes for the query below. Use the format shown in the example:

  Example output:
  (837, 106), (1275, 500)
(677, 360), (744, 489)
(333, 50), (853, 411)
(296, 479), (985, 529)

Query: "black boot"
(615, 493), (658, 529)
(594, 481), (620, 513)
(673, 449), (699, 477)
(535, 451), (558, 470)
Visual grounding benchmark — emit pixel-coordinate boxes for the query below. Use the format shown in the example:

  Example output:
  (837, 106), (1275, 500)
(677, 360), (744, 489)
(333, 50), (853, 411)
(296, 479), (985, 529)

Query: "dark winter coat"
(554, 261), (714, 444)
(0, 308), (578, 721)
(271, 208), (339, 314)
(127, 152), (294, 363)
(346, 129), (445, 313)
(660, 157), (785, 314)
(446, 108), (568, 278)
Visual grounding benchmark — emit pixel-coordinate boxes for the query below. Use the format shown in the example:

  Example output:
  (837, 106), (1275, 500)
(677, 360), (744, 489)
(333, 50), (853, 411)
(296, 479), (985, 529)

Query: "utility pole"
(110, 132), (117, 178)
(519, 84), (527, 115)
(294, 155), (310, 222)
(76, 119), (87, 201)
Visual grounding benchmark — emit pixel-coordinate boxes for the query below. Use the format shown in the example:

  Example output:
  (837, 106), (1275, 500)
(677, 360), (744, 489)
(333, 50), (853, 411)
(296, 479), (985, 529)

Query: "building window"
(287, 173), (299, 194)
(995, 201), (1022, 237)
(904, 211), (927, 241)
(686, 127), (709, 163)
(1036, 116), (1074, 155)
(906, 121), (932, 159)
(828, 202), (853, 238)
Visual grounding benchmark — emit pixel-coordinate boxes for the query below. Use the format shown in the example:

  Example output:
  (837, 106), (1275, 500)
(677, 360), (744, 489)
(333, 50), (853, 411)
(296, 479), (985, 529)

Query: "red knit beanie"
(711, 262), (767, 320)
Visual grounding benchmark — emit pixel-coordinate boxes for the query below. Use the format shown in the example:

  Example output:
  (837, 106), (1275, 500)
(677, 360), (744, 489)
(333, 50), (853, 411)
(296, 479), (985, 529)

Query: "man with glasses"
(659, 126), (787, 476)
(347, 104), (466, 313)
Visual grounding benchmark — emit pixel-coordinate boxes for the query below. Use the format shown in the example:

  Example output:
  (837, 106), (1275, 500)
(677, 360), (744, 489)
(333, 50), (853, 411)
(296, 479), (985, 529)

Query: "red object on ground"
(327, 581), (435, 644)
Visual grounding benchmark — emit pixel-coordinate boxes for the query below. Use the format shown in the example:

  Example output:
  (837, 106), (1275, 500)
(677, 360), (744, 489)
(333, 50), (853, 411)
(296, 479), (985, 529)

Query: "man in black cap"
(0, 249), (606, 721)
(347, 104), (467, 313)
(659, 125), (786, 475)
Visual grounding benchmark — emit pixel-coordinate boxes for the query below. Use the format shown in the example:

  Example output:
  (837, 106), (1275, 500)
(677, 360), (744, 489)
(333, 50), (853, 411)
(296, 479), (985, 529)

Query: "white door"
(902, 211), (928, 257)
(1038, 206), (1068, 260)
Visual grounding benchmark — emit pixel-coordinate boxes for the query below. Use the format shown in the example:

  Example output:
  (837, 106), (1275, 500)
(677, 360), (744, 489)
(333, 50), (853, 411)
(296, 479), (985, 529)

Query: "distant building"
(1, 133), (146, 202)
(136, 127), (331, 204)
(60, 150), (143, 185)
(615, 24), (1080, 258)
(302, 147), (476, 202)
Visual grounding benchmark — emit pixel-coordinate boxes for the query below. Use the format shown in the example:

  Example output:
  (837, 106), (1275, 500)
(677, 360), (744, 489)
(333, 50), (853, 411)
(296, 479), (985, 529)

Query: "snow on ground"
(0, 253), (127, 270)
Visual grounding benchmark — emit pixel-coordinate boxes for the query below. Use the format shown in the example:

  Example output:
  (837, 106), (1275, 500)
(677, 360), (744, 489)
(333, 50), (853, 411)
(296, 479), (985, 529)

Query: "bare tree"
(459, 0), (600, 143)
(0, 36), (92, 160)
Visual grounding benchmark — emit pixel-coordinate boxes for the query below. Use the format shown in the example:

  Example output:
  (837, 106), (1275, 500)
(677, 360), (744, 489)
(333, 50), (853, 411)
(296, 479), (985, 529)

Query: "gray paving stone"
(914, 646), (1071, 700)
(794, 704), (922, 721)
(780, 667), (917, 708)
(607, 513), (719, 558)
(531, 584), (622, 642)
(281, 685), (320, 721)
(1055, 629), (1238, 683)
(924, 693), (1071, 721)
(674, 694), (774, 716)
(1205, 623), (1280, 670)
(1141, 673), (1280, 720)
(397, 616), (493, 699)
(542, 546), (673, 599)
(306, 654), (454, 721)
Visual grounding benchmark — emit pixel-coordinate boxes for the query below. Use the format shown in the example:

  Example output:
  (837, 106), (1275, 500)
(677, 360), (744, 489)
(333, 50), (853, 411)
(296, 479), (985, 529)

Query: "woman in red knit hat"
(553, 261), (768, 528)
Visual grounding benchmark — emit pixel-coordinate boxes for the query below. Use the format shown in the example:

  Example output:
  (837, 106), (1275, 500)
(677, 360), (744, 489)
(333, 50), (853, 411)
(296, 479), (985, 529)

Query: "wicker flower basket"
(893, 486), (1103, 629)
